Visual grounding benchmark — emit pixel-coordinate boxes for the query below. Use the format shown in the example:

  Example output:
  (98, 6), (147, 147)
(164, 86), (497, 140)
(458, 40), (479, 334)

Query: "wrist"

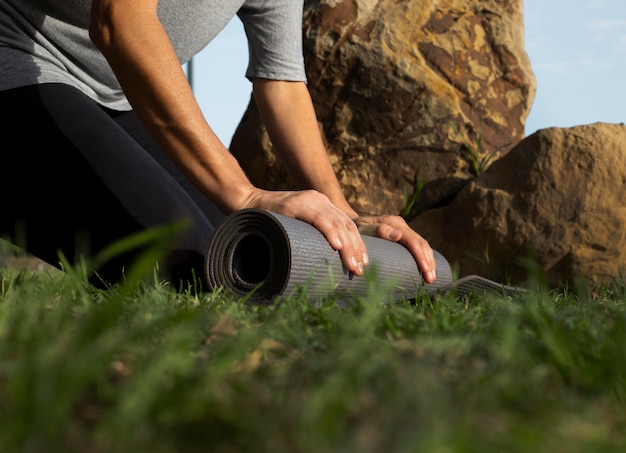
(314, 184), (358, 219)
(333, 198), (359, 220)
(230, 186), (266, 213)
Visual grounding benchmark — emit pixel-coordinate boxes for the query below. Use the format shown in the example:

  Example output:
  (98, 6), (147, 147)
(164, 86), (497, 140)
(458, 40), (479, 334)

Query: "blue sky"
(190, 0), (626, 145)
(523, 0), (626, 135)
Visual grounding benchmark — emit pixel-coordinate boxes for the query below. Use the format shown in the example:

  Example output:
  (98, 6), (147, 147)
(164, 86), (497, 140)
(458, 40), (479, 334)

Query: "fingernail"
(357, 262), (364, 274)
(363, 253), (369, 265)
(429, 270), (437, 282)
(334, 237), (343, 249)
(388, 229), (401, 241)
(351, 256), (358, 269)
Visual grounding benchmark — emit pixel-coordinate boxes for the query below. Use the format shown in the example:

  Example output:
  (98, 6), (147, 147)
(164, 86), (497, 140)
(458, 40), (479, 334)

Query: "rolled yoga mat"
(205, 209), (523, 304)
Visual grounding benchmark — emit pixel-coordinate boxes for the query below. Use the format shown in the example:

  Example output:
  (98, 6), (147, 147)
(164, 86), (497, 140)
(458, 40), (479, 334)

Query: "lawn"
(1, 260), (626, 452)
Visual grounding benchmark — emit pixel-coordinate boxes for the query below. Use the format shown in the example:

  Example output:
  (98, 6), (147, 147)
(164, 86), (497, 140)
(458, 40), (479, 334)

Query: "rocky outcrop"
(230, 0), (536, 215)
(409, 123), (626, 287)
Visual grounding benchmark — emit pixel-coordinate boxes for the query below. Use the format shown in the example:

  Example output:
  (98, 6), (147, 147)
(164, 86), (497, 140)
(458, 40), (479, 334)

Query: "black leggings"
(0, 83), (226, 286)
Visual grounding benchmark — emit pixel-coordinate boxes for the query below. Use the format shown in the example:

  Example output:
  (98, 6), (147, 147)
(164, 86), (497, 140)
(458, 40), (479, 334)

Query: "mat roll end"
(205, 209), (292, 304)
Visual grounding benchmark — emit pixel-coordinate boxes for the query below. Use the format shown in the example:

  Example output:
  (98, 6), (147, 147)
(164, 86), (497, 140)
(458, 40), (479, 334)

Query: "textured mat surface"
(205, 209), (524, 304)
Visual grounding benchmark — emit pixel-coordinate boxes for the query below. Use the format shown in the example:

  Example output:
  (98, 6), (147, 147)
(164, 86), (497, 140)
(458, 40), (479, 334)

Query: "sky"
(189, 0), (626, 146)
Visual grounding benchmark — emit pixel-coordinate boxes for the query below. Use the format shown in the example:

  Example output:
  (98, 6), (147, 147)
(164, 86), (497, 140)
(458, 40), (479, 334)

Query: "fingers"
(411, 236), (437, 284)
(316, 213), (369, 276)
(301, 198), (369, 276)
(357, 215), (437, 284)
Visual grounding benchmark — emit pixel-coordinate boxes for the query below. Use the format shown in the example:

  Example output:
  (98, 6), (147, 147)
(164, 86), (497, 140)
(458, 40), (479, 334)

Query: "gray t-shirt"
(0, 0), (306, 110)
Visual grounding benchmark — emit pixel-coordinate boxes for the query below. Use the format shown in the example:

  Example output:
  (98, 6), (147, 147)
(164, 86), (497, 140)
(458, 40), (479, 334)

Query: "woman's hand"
(355, 215), (437, 284)
(239, 188), (370, 276)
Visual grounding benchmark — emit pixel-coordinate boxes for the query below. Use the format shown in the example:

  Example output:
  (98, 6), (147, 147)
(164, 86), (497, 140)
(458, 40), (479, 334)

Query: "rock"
(229, 0), (536, 215)
(409, 123), (626, 287)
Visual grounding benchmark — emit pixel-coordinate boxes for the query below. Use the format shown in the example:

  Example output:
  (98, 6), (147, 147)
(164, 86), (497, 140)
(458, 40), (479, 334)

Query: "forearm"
(89, 0), (253, 214)
(253, 79), (358, 219)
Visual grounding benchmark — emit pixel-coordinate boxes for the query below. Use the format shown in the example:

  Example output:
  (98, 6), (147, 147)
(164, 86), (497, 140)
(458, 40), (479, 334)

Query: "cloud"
(587, 19), (626, 42)
(577, 57), (616, 69)
(584, 18), (626, 63)
(533, 61), (571, 75)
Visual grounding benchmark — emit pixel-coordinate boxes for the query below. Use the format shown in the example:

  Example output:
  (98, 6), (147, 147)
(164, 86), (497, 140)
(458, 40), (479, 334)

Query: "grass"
(450, 124), (508, 176)
(401, 171), (427, 220)
(1, 261), (626, 452)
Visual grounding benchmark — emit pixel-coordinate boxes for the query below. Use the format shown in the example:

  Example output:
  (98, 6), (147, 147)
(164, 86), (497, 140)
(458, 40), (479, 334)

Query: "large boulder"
(409, 123), (626, 287)
(230, 0), (536, 215)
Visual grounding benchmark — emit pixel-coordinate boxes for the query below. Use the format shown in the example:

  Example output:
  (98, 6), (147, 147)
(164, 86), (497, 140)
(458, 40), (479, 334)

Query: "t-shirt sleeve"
(237, 0), (307, 82)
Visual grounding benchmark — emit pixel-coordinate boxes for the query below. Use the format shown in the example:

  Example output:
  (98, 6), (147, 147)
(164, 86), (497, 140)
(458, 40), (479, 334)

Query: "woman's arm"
(252, 79), (356, 217)
(89, 0), (253, 214)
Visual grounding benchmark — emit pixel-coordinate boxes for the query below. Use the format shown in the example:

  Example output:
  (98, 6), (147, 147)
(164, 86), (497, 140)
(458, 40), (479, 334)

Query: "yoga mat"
(205, 209), (523, 304)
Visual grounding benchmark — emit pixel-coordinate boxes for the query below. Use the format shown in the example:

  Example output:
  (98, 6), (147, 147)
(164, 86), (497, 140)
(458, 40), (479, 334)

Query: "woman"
(0, 0), (436, 287)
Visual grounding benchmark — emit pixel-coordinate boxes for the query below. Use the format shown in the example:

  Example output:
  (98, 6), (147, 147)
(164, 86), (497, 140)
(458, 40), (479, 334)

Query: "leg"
(111, 108), (226, 227)
(0, 83), (224, 286)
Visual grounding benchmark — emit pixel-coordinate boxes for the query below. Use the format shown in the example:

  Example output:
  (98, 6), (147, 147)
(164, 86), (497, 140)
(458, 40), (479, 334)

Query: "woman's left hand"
(354, 215), (437, 284)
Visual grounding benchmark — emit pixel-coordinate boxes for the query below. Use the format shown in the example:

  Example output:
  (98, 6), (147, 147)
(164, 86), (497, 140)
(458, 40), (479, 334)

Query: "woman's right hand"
(239, 188), (370, 277)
